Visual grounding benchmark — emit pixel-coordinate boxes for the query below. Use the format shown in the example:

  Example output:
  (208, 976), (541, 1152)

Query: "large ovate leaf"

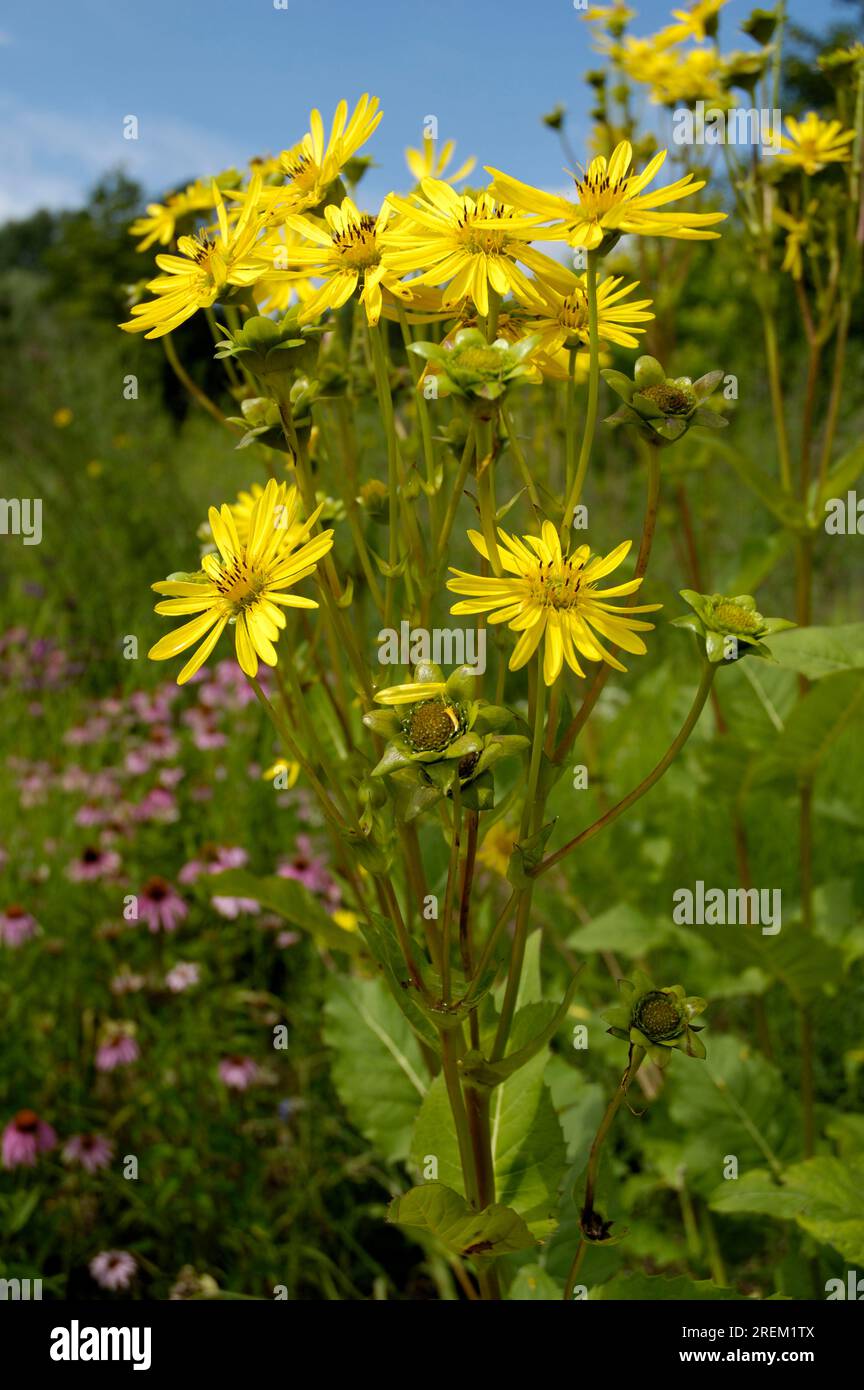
(663, 1035), (800, 1193)
(753, 672), (864, 784)
(388, 1183), (536, 1257)
(323, 975), (428, 1162)
(710, 1155), (864, 1264)
(507, 1262), (562, 1299)
(717, 924), (843, 1003)
(590, 1271), (770, 1300)
(566, 903), (673, 957)
(357, 909), (440, 1050)
(411, 1004), (566, 1236)
(768, 624), (864, 681)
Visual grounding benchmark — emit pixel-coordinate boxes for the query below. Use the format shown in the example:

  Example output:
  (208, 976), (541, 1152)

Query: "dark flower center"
(403, 700), (463, 753)
(15, 1110), (39, 1132)
(641, 383), (694, 415)
(633, 991), (683, 1041)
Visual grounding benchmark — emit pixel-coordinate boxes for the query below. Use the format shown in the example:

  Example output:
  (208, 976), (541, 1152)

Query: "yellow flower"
(120, 174), (268, 339)
(275, 197), (411, 326)
(405, 136), (475, 185)
(374, 679), (448, 706)
(148, 479), (333, 684)
(252, 225), (316, 313)
(476, 820), (518, 877)
(666, 0), (727, 44)
(524, 266), (654, 351)
(382, 179), (563, 317)
(53, 407), (73, 427)
(262, 759), (301, 788)
(331, 909), (360, 933)
(624, 44), (728, 106)
(448, 521), (660, 686)
(488, 140), (726, 250)
(771, 112), (856, 175)
(229, 482), (307, 549)
(128, 180), (218, 252)
(242, 95), (382, 227)
(774, 202), (817, 280)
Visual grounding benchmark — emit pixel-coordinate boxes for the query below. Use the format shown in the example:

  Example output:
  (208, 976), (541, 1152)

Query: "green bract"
(672, 589), (796, 663)
(214, 311), (324, 391)
(603, 970), (707, 1068)
(409, 327), (542, 403)
(603, 354), (726, 444)
(363, 662), (528, 816)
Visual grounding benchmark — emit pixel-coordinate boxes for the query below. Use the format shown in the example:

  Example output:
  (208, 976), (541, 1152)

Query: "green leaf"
(590, 1271), (764, 1300)
(545, 1055), (605, 1170)
(387, 1183), (536, 1257)
(213, 871), (363, 956)
(323, 975), (428, 1162)
(461, 971), (582, 1087)
(565, 903), (673, 957)
(411, 1004), (566, 1236)
(663, 1035), (800, 1192)
(710, 1155), (864, 1264)
(507, 1263), (563, 1299)
(358, 910), (440, 1050)
(753, 671), (864, 784)
(768, 624), (864, 681)
(717, 924), (844, 1004)
(706, 440), (811, 532)
(812, 437), (864, 516)
(507, 819), (557, 888)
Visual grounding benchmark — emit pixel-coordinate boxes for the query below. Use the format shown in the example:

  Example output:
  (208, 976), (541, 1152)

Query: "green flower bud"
(410, 327), (541, 403)
(603, 356), (726, 445)
(672, 589), (796, 663)
(602, 970), (707, 1067)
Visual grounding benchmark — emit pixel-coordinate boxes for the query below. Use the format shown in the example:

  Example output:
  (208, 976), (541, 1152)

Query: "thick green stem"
(491, 661), (547, 1062)
(561, 250), (599, 541)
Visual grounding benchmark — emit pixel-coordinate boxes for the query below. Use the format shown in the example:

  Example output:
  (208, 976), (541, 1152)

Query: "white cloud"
(0, 96), (246, 219)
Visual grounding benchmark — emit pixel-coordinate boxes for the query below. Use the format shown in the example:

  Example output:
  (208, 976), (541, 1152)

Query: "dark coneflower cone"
(639, 382), (695, 415)
(403, 700), (463, 753)
(632, 990), (685, 1042)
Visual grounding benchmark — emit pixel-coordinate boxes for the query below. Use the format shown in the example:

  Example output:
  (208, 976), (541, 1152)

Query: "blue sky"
(0, 0), (830, 221)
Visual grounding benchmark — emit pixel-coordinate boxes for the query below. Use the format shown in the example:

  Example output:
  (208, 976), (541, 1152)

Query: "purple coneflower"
(67, 846), (121, 882)
(218, 1056), (259, 1090)
(2, 1109), (57, 1168)
(278, 834), (340, 902)
(0, 904), (39, 947)
(136, 876), (187, 933)
(96, 1025), (140, 1072)
(165, 961), (199, 993)
(89, 1250), (137, 1291)
(179, 843), (247, 884)
(63, 1133), (115, 1172)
